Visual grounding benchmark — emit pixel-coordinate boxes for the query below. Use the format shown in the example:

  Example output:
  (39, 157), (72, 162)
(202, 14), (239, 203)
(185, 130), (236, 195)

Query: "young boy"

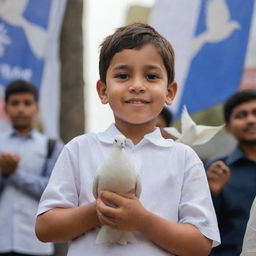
(0, 80), (63, 256)
(35, 23), (220, 256)
(206, 89), (256, 256)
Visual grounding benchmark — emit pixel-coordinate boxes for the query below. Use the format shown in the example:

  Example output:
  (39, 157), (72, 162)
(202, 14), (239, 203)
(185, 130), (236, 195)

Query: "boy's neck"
(115, 122), (156, 145)
(14, 127), (33, 137)
(239, 142), (256, 162)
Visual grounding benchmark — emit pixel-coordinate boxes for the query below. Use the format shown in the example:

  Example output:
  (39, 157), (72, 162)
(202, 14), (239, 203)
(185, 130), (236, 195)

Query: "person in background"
(156, 106), (173, 138)
(35, 22), (220, 256)
(206, 89), (256, 256)
(0, 80), (63, 256)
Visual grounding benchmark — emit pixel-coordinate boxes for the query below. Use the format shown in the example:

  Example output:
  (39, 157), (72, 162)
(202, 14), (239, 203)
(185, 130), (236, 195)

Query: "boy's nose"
(246, 113), (256, 123)
(129, 78), (146, 93)
(16, 103), (26, 112)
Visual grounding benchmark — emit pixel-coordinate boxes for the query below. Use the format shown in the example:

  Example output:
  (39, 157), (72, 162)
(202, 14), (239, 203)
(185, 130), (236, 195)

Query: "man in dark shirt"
(206, 89), (256, 256)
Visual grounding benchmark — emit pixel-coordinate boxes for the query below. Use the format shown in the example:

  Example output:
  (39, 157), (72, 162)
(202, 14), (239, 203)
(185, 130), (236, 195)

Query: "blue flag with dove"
(0, 0), (51, 88)
(150, 0), (255, 118)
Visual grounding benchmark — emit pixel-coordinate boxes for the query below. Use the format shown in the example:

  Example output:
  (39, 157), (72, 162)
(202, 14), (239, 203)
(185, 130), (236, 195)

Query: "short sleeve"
(37, 144), (80, 215)
(179, 147), (220, 247)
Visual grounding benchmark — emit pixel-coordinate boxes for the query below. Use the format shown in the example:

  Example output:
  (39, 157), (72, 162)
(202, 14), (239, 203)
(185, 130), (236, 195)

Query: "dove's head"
(114, 135), (126, 148)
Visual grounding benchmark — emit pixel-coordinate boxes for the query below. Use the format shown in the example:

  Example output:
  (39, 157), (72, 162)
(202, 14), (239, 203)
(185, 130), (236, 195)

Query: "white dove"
(191, 0), (240, 58)
(0, 0), (47, 59)
(164, 106), (224, 146)
(92, 134), (142, 245)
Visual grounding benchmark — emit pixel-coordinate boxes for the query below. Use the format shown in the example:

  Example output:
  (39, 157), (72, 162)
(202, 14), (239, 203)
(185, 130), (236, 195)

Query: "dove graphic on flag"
(0, 0), (47, 59)
(150, 0), (255, 118)
(0, 0), (52, 88)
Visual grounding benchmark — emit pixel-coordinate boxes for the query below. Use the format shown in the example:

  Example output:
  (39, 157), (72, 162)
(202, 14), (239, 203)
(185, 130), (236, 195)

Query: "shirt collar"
(226, 146), (247, 165)
(97, 123), (174, 148)
(8, 128), (36, 140)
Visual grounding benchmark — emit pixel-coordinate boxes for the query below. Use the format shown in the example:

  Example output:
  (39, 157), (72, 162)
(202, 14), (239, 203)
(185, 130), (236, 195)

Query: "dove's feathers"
(164, 106), (224, 146)
(96, 226), (137, 245)
(92, 135), (141, 244)
(163, 127), (181, 139)
(93, 135), (140, 198)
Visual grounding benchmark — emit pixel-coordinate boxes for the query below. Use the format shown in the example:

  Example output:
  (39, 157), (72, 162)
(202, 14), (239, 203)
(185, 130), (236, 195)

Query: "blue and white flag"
(150, 0), (255, 118)
(0, 0), (67, 137)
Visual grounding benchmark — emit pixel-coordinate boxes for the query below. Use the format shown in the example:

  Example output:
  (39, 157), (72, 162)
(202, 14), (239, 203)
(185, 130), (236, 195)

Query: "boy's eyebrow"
(112, 65), (129, 71)
(112, 64), (164, 71)
(145, 64), (163, 71)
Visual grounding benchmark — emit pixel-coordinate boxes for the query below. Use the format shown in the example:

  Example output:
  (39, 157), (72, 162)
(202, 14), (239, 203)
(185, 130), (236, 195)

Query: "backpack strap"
(47, 138), (56, 159)
(42, 138), (57, 176)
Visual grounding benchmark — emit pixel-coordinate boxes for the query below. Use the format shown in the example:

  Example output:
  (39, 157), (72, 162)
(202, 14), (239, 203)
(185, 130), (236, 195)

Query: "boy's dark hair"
(5, 79), (38, 103)
(224, 89), (256, 123)
(159, 106), (173, 127)
(99, 23), (175, 84)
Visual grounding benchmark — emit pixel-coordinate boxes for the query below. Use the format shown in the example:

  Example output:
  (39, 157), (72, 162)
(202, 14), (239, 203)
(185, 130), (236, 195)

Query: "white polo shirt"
(38, 124), (220, 256)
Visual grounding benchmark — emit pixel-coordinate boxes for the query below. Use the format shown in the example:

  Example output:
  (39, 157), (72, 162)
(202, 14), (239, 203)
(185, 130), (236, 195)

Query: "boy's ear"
(96, 80), (108, 104)
(165, 82), (177, 105)
(225, 123), (231, 134)
(35, 103), (39, 114)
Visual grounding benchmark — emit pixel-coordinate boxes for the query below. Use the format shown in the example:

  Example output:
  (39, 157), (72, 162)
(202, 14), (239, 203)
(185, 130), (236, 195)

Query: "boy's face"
(226, 99), (256, 144)
(97, 44), (176, 128)
(5, 93), (38, 132)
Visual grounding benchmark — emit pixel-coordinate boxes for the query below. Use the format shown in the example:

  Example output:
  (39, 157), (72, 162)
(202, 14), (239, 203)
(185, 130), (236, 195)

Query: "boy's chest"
(79, 147), (183, 218)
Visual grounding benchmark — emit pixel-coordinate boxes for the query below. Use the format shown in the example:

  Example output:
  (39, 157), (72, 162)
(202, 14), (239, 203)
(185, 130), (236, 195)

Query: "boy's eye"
(10, 100), (19, 106)
(234, 111), (247, 119)
(115, 73), (129, 79)
(146, 74), (159, 80)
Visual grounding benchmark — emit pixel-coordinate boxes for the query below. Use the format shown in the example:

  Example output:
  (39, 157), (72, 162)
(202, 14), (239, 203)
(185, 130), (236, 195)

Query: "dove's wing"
(135, 175), (142, 198)
(192, 124), (224, 145)
(0, 0), (28, 20)
(163, 127), (181, 139)
(181, 105), (196, 132)
(207, 0), (230, 30)
(92, 175), (99, 199)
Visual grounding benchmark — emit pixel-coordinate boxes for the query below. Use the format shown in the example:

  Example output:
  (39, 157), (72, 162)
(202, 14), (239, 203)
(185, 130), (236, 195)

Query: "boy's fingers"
(97, 198), (116, 218)
(97, 210), (117, 227)
(214, 161), (230, 172)
(100, 191), (124, 206)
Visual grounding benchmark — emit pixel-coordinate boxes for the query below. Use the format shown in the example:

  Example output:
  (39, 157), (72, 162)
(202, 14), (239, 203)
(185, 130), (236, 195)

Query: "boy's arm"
(3, 142), (63, 199)
(97, 191), (212, 256)
(36, 201), (100, 243)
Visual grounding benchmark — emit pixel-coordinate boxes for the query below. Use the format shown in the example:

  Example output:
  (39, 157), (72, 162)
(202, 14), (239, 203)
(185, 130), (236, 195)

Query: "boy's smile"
(97, 44), (176, 133)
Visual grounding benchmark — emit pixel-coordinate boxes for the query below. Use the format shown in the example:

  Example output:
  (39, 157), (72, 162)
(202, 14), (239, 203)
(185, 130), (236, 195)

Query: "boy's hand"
(0, 152), (20, 176)
(206, 161), (230, 196)
(96, 190), (147, 232)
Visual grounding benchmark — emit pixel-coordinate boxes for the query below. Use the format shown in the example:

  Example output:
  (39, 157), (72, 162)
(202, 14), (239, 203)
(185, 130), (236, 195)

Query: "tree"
(60, 0), (85, 144)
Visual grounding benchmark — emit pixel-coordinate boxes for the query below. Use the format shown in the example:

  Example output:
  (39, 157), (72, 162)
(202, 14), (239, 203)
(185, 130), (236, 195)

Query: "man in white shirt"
(0, 80), (63, 256)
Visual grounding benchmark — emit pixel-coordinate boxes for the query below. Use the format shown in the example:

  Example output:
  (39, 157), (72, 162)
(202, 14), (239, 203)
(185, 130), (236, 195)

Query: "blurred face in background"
(5, 93), (38, 134)
(226, 99), (256, 144)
